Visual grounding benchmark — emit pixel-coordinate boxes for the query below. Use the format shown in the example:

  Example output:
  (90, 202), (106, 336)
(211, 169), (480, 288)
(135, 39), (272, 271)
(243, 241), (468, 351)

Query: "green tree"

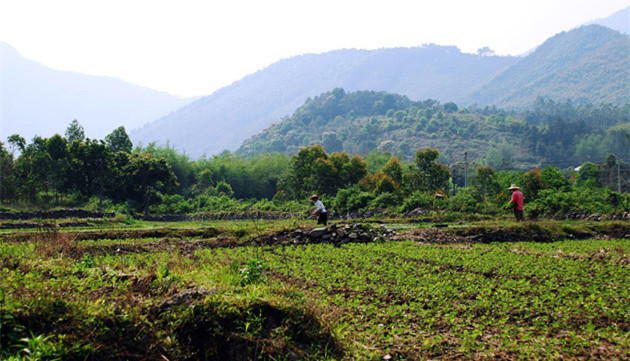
(471, 166), (499, 198)
(105, 126), (133, 153)
(520, 169), (545, 201)
(405, 148), (450, 193)
(381, 157), (403, 185)
(576, 162), (601, 188)
(12, 136), (51, 202)
(122, 153), (178, 217)
(7, 134), (26, 153)
(0, 142), (16, 202)
(574, 134), (607, 163)
(288, 145), (328, 198)
(197, 169), (214, 190)
(137, 142), (194, 194)
(46, 134), (69, 200)
(65, 119), (85, 143)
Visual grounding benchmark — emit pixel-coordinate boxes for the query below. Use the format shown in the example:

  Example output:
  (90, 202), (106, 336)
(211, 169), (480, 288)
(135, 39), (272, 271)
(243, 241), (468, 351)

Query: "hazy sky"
(1, 0), (628, 97)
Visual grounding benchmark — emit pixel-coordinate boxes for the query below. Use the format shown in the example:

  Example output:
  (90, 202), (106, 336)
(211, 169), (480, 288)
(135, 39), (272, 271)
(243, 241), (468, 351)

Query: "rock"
(309, 227), (329, 238)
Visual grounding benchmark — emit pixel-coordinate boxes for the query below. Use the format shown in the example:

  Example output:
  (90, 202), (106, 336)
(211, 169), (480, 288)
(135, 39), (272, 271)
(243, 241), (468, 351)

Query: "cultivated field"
(1, 218), (629, 360)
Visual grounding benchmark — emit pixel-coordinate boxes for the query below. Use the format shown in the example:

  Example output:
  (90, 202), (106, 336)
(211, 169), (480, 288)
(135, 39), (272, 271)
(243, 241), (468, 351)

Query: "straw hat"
(508, 184), (520, 190)
(310, 194), (319, 200)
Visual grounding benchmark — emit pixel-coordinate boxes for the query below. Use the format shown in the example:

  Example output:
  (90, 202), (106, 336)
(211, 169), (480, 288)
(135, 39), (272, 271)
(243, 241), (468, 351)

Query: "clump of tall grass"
(33, 223), (82, 259)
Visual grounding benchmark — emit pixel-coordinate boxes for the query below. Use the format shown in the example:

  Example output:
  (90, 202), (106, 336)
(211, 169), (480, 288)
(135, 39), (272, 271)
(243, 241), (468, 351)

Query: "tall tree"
(105, 126), (133, 153)
(122, 154), (178, 217)
(46, 134), (69, 200)
(65, 119), (85, 143)
(7, 134), (26, 153)
(405, 148), (450, 193)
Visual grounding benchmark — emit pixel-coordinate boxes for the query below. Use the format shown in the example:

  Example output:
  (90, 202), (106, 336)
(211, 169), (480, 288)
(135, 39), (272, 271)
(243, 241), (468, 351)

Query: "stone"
(309, 227), (329, 238)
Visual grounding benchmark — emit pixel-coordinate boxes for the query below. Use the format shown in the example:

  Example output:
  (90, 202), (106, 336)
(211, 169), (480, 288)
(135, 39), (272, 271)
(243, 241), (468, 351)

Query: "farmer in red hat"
(504, 184), (524, 221)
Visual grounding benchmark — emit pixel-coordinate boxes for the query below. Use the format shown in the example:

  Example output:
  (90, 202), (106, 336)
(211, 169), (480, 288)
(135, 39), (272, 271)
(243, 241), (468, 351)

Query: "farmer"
(504, 184), (524, 221)
(310, 194), (328, 225)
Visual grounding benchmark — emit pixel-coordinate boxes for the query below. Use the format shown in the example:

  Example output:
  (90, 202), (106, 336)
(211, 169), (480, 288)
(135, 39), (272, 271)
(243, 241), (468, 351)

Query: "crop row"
(205, 239), (630, 359)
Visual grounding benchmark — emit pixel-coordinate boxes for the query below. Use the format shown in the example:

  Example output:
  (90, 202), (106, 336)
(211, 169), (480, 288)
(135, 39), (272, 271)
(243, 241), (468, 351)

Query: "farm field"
(1, 218), (629, 360)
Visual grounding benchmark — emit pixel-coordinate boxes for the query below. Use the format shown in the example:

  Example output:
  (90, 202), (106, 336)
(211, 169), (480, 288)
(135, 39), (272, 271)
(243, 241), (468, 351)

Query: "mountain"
(0, 42), (193, 142)
(465, 25), (630, 108)
(237, 89), (536, 167)
(130, 46), (517, 157)
(588, 6), (629, 35)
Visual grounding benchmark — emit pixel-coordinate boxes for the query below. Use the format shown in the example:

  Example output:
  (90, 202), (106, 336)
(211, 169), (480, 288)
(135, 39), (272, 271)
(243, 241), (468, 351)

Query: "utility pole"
(617, 158), (621, 193)
(464, 151), (468, 188)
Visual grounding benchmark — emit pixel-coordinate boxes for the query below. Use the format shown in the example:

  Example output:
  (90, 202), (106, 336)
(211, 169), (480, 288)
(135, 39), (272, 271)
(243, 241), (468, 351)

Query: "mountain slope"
(588, 6), (629, 35)
(130, 46), (517, 157)
(0, 42), (193, 142)
(465, 25), (630, 109)
(237, 89), (534, 166)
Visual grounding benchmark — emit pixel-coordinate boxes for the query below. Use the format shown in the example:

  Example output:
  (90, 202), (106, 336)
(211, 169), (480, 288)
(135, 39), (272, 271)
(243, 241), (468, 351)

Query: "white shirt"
(314, 200), (326, 213)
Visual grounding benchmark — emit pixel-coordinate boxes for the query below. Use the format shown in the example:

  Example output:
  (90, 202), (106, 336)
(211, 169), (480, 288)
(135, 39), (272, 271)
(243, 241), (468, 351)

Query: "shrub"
(399, 191), (435, 212)
(334, 187), (375, 212)
(449, 187), (482, 213)
(368, 192), (401, 209)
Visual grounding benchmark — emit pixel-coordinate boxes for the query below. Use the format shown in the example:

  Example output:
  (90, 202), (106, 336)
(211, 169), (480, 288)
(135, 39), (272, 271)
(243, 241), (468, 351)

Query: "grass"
(1, 218), (628, 360)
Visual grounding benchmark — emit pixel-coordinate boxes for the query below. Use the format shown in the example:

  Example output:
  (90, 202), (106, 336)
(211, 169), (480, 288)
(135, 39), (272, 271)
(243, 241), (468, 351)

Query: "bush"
(449, 187), (482, 213)
(368, 192), (402, 209)
(528, 186), (629, 218)
(399, 191), (435, 212)
(334, 187), (375, 212)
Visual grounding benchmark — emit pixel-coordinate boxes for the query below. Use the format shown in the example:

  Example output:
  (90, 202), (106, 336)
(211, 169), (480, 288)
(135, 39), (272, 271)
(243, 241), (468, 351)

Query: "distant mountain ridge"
(132, 23), (629, 158)
(131, 46), (518, 157)
(0, 42), (193, 142)
(585, 6), (629, 35)
(3, 8), (627, 157)
(467, 25), (630, 108)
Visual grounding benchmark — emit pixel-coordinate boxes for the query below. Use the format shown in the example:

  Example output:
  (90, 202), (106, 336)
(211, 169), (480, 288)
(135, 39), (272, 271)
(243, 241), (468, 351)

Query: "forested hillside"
(238, 89), (531, 166)
(132, 24), (628, 157)
(131, 46), (517, 157)
(466, 25), (630, 108)
(238, 89), (630, 168)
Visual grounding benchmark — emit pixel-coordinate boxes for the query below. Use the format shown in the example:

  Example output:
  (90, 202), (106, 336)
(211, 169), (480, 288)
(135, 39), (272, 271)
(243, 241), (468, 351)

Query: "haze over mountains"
(467, 25), (630, 107)
(131, 46), (518, 157)
(0, 42), (194, 143)
(132, 22), (629, 157)
(1, 7), (628, 158)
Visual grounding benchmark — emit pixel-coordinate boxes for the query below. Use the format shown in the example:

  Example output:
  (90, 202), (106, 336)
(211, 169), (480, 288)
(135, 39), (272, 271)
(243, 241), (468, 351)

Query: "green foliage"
(333, 186), (375, 212)
(104, 126), (132, 153)
(215, 181), (234, 197)
(528, 186), (629, 218)
(471, 166), (500, 198)
(237, 89), (536, 165)
(405, 148), (450, 193)
(288, 146), (367, 199)
(368, 192), (401, 209)
(400, 191), (436, 212)
(65, 119), (85, 143)
(381, 157), (403, 184)
(238, 259), (266, 286)
(16, 333), (62, 361)
(449, 187), (483, 213)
